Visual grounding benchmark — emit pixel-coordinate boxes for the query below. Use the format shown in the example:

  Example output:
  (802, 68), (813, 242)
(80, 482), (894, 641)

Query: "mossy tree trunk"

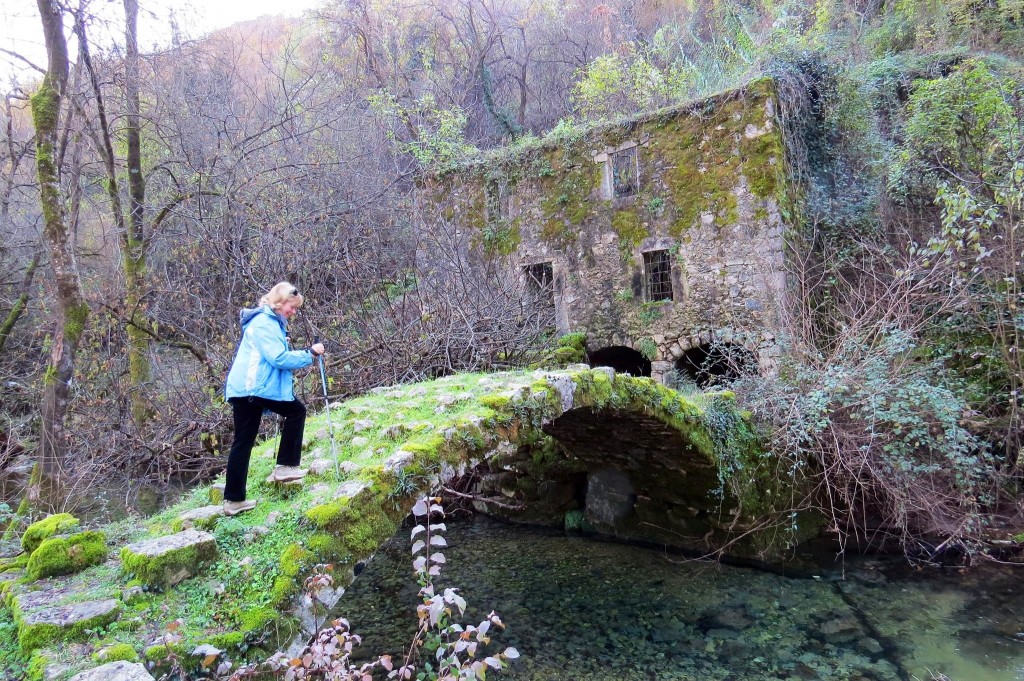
(77, 0), (153, 425)
(0, 251), (40, 355)
(33, 0), (88, 477)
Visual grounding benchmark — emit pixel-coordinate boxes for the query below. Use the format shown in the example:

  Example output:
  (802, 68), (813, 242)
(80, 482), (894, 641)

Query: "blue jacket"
(225, 306), (314, 402)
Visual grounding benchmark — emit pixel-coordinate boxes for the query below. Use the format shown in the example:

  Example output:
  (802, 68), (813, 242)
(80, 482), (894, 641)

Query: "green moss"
(93, 642), (139, 663)
(564, 510), (585, 531)
(611, 210), (646, 255)
(479, 394), (512, 410)
(279, 543), (312, 578)
(119, 535), (217, 589)
(14, 599), (122, 653)
(307, 533), (348, 561)
(25, 651), (50, 681)
(26, 531), (107, 580)
(241, 606), (278, 630)
(22, 513), (79, 553)
(558, 332), (587, 350)
(636, 338), (658, 361)
(207, 631), (246, 649)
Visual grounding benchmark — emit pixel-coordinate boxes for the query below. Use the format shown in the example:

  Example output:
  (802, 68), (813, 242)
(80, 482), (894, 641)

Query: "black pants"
(225, 396), (306, 502)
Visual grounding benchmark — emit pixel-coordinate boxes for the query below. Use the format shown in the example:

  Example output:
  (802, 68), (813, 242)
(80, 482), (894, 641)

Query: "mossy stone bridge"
(0, 367), (816, 680)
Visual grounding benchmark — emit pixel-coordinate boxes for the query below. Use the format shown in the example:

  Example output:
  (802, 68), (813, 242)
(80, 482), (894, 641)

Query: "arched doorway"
(588, 346), (652, 377)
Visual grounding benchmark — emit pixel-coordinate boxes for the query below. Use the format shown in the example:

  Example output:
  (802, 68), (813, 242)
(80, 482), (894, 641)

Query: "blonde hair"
(260, 282), (304, 311)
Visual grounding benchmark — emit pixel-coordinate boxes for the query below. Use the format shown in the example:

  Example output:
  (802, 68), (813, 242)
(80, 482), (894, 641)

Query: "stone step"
(12, 589), (121, 653)
(69, 661), (154, 681)
(120, 529), (217, 589)
(172, 505), (224, 531)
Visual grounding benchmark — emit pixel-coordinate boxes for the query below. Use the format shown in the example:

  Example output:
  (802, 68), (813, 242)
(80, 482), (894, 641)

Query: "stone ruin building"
(419, 78), (789, 385)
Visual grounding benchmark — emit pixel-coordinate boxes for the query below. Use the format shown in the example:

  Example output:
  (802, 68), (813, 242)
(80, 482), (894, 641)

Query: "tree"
(32, 0), (89, 482)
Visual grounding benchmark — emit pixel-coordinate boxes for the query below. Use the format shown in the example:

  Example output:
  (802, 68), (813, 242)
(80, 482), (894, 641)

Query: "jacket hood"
(238, 306), (264, 328)
(239, 305), (287, 330)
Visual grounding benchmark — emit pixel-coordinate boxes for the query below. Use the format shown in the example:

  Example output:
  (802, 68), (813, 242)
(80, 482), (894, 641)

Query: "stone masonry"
(420, 78), (789, 383)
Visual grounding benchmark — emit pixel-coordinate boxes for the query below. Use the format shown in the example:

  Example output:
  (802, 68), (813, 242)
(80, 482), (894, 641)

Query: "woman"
(222, 282), (325, 515)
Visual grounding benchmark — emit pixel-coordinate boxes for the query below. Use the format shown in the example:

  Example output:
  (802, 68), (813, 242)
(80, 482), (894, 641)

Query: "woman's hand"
(311, 343), (326, 357)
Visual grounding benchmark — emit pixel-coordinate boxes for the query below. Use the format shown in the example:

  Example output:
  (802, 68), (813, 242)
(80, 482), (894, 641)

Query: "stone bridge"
(0, 368), (815, 679)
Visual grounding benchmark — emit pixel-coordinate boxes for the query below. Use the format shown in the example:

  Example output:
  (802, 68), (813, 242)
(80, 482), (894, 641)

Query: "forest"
(1, 0), (1023, 566)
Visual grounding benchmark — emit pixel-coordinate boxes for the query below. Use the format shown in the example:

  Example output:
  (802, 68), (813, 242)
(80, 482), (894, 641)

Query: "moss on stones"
(22, 513), (79, 554)
(14, 600), (122, 653)
(93, 642), (139, 663)
(119, 531), (217, 590)
(26, 531), (107, 580)
(611, 210), (646, 255)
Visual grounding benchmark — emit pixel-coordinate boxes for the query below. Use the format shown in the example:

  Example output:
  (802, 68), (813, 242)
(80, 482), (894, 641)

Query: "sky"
(1, 0), (324, 85)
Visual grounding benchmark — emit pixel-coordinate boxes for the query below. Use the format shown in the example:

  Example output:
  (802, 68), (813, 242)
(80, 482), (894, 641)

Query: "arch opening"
(675, 343), (757, 388)
(587, 346), (652, 377)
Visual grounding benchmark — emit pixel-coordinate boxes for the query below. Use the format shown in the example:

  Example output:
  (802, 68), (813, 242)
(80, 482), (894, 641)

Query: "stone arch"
(587, 345), (652, 377)
(665, 329), (769, 375)
(675, 343), (758, 388)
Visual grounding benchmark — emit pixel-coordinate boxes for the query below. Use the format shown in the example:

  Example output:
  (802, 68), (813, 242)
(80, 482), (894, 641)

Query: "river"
(332, 515), (1024, 681)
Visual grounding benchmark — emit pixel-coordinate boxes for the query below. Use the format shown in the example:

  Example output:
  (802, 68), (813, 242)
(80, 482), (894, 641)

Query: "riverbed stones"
(819, 616), (862, 643)
(120, 530), (217, 589)
(69, 661), (153, 681)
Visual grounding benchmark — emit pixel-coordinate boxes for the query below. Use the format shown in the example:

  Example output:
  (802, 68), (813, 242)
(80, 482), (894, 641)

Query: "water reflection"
(335, 515), (1024, 681)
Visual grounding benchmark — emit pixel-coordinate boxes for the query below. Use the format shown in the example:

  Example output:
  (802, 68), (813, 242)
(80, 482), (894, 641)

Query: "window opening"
(588, 346), (652, 377)
(675, 343), (757, 388)
(643, 250), (673, 302)
(611, 147), (639, 197)
(524, 262), (554, 299)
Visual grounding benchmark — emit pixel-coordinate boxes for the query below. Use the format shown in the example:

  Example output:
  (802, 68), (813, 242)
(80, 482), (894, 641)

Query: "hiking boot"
(223, 499), (257, 516)
(265, 465), (307, 483)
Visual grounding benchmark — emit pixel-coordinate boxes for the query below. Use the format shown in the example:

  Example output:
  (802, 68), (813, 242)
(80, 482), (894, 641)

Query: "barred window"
(643, 250), (673, 302)
(611, 147), (639, 197)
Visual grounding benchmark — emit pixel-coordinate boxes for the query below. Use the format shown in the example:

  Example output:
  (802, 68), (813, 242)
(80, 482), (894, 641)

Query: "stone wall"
(420, 78), (790, 381)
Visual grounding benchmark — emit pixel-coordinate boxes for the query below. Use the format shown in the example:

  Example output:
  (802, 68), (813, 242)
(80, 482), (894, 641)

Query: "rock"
(174, 505), (223, 531)
(408, 387), (427, 397)
(266, 511), (282, 525)
(819, 616), (862, 643)
(208, 484), (225, 504)
(22, 513), (80, 554)
(308, 459), (334, 475)
(351, 436), (369, 448)
(14, 595), (121, 652)
(69, 661), (153, 681)
(335, 480), (370, 500)
(585, 468), (636, 526)
(383, 424), (410, 439)
(352, 420), (373, 433)
(856, 637), (883, 655)
(339, 461), (360, 475)
(566, 363), (590, 371)
(26, 531), (107, 580)
(120, 529), (217, 589)
(708, 607), (753, 631)
(384, 450), (414, 474)
(705, 628), (739, 640)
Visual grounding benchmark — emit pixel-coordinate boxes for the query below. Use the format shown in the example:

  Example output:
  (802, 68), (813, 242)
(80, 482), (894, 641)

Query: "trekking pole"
(313, 334), (340, 477)
(301, 311), (340, 477)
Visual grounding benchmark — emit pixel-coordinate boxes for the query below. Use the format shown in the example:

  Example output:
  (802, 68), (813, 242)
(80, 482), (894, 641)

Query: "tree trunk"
(33, 0), (88, 478)
(122, 0), (152, 424)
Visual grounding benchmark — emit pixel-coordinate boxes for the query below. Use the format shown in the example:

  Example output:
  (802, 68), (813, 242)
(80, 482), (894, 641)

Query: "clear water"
(334, 515), (1024, 681)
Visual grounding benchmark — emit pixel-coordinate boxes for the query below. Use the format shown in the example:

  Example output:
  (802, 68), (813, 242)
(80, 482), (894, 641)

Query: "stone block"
(69, 661), (153, 681)
(26, 531), (107, 580)
(208, 484), (225, 504)
(172, 506), (223, 532)
(120, 530), (217, 589)
(13, 594), (121, 652)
